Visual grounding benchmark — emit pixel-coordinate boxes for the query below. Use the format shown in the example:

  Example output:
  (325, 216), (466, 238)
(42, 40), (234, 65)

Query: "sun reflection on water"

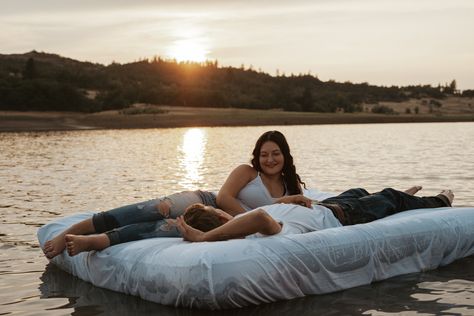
(178, 128), (207, 189)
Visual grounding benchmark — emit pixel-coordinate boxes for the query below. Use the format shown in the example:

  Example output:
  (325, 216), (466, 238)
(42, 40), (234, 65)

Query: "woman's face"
(259, 141), (284, 176)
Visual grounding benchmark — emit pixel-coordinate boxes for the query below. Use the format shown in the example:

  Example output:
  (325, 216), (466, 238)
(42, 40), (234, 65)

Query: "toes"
(67, 247), (75, 256)
(412, 186), (422, 192)
(440, 190), (454, 204)
(442, 189), (453, 197)
(405, 186), (422, 195)
(45, 250), (57, 259)
(66, 241), (75, 256)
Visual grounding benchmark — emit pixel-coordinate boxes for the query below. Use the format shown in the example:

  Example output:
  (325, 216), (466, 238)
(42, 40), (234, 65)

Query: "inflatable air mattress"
(37, 205), (474, 309)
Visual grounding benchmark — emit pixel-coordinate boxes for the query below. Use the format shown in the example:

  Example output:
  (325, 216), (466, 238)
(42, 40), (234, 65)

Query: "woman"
(43, 130), (310, 258)
(217, 130), (310, 215)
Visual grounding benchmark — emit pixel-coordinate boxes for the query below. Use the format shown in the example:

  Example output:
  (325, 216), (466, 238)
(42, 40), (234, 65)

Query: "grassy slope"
(0, 96), (473, 132)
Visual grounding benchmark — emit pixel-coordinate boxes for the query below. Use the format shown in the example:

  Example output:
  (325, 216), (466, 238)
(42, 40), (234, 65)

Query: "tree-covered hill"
(0, 51), (468, 112)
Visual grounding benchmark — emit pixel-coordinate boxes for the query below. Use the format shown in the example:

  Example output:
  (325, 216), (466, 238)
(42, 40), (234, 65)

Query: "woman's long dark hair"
(251, 131), (306, 195)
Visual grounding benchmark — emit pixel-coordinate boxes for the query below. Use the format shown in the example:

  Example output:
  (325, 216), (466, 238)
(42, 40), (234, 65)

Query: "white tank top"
(237, 173), (286, 211)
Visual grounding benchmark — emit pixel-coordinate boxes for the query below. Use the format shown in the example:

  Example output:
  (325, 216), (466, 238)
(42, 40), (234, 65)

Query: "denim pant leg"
(165, 190), (217, 218)
(323, 188), (370, 203)
(321, 188), (370, 225)
(93, 190), (216, 233)
(341, 188), (449, 224)
(92, 199), (162, 233)
(106, 219), (181, 245)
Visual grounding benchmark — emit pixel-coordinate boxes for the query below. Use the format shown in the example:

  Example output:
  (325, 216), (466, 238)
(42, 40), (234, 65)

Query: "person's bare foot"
(404, 186), (423, 195)
(439, 189), (454, 205)
(43, 233), (67, 259)
(65, 234), (110, 256)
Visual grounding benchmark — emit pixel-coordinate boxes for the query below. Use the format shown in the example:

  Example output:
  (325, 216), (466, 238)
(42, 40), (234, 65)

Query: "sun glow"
(166, 38), (210, 62)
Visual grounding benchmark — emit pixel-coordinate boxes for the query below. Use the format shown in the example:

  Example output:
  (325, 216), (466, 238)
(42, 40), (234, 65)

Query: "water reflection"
(413, 279), (474, 312)
(38, 256), (474, 316)
(1, 123), (473, 315)
(178, 128), (207, 190)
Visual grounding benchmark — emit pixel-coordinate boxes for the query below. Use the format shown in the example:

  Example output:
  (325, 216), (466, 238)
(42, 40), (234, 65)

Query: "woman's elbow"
(215, 193), (225, 207)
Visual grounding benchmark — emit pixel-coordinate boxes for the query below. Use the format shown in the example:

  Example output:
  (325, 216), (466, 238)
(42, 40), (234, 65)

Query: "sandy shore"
(1, 99), (473, 132)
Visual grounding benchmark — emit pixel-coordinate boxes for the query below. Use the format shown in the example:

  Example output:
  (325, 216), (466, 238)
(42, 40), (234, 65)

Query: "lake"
(1, 122), (473, 315)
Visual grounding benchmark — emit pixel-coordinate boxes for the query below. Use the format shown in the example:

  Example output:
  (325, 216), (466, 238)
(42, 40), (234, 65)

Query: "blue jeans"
(321, 188), (450, 225)
(92, 190), (216, 245)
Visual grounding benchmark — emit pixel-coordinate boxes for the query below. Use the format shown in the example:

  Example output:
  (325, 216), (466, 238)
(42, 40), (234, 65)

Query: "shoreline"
(1, 106), (473, 132)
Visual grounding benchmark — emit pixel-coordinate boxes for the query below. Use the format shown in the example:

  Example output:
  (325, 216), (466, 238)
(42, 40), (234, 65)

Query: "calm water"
(0, 123), (473, 315)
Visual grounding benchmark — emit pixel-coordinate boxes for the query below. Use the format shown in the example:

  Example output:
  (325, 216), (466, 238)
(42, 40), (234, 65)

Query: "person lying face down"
(176, 187), (454, 242)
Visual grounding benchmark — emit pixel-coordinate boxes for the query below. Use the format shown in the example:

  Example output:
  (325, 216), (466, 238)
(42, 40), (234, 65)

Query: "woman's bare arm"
(216, 165), (256, 216)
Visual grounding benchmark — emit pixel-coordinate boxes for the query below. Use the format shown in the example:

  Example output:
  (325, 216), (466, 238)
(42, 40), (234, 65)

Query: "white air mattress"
(37, 205), (474, 309)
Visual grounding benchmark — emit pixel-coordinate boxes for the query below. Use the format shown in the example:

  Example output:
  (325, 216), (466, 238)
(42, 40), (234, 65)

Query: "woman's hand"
(176, 216), (205, 242)
(277, 194), (312, 208)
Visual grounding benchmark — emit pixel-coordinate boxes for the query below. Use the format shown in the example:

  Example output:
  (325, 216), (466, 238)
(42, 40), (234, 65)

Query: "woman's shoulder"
(233, 164), (258, 179)
(233, 164), (255, 172)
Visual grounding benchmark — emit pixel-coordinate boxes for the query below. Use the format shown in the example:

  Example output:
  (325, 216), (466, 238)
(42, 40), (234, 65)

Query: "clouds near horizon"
(2, 0), (473, 89)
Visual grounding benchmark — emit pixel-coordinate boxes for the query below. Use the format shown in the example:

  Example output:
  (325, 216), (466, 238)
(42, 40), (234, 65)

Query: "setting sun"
(166, 38), (210, 62)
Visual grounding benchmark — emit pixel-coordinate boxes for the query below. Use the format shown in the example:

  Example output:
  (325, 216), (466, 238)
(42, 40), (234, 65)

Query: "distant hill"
(0, 51), (470, 112)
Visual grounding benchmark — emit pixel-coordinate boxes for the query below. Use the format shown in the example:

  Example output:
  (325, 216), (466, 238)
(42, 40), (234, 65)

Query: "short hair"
(183, 203), (223, 232)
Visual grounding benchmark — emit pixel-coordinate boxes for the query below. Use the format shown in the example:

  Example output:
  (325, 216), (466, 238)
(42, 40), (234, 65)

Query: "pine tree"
(300, 86), (314, 111)
(23, 57), (37, 79)
(449, 80), (457, 94)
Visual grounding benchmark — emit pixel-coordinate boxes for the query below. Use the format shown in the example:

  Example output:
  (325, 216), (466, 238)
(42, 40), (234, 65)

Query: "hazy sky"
(2, 0), (473, 89)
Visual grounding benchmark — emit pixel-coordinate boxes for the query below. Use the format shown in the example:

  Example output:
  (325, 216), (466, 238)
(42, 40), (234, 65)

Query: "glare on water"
(0, 122), (473, 315)
(178, 128), (207, 189)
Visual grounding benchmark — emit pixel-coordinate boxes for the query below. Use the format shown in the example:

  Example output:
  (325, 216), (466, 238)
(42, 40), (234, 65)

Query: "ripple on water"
(0, 123), (473, 314)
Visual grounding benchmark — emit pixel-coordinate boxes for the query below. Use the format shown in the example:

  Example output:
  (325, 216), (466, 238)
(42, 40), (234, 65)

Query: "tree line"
(0, 51), (471, 113)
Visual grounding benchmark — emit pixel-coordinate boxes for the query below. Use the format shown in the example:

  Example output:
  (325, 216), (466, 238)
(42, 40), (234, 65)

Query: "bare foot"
(439, 189), (454, 205)
(404, 186), (423, 195)
(65, 234), (110, 256)
(43, 218), (97, 259)
(43, 233), (66, 259)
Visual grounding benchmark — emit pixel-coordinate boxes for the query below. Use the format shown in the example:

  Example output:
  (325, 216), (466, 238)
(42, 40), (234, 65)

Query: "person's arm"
(176, 209), (282, 242)
(216, 165), (256, 216)
(276, 194), (312, 208)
